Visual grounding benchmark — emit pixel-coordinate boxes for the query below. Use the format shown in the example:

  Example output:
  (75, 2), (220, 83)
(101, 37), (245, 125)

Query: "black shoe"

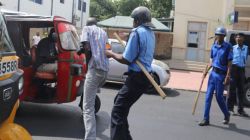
(223, 115), (230, 124)
(229, 110), (236, 116)
(238, 110), (249, 117)
(199, 120), (210, 126)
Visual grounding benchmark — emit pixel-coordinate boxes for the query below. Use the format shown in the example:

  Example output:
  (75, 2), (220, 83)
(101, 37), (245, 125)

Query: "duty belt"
(213, 67), (227, 75)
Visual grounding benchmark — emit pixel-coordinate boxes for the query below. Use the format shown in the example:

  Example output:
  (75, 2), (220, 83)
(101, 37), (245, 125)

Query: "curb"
(164, 87), (206, 93)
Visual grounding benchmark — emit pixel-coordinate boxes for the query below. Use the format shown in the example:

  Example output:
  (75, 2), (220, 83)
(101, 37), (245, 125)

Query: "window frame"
(60, 0), (64, 4)
(30, 0), (43, 4)
(78, 0), (86, 12)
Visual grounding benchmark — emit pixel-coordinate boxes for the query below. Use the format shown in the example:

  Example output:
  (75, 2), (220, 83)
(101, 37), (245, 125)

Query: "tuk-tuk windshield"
(0, 14), (14, 54)
(58, 23), (80, 51)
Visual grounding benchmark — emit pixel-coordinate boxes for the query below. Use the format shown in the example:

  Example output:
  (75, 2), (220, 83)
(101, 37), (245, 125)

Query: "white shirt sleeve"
(80, 26), (89, 42)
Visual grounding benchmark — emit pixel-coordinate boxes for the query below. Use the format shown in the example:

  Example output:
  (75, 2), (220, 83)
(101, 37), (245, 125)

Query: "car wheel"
(244, 83), (250, 106)
(79, 94), (101, 114)
(146, 73), (160, 94)
(95, 95), (101, 113)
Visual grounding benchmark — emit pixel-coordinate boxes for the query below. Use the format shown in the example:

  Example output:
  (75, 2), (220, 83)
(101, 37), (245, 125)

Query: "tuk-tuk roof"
(0, 9), (70, 23)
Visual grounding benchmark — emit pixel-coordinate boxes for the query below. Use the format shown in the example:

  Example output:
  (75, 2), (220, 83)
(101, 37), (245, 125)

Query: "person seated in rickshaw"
(34, 28), (58, 73)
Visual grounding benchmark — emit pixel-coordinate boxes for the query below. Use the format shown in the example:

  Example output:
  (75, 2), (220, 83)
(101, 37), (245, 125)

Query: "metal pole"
(72, 0), (75, 23)
(17, 0), (20, 11)
(51, 0), (54, 16)
(80, 0), (84, 28)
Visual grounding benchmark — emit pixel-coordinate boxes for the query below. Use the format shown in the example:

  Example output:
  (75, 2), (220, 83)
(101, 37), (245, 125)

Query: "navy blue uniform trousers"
(203, 70), (230, 121)
(111, 71), (150, 140)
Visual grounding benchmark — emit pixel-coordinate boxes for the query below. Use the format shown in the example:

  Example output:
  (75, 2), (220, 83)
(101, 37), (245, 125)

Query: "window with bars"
(78, 0), (86, 12)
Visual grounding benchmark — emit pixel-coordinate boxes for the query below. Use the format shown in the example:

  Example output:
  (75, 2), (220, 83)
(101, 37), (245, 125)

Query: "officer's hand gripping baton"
(192, 65), (209, 115)
(113, 32), (167, 99)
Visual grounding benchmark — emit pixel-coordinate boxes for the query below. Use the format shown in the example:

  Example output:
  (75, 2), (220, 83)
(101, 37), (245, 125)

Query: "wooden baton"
(192, 65), (209, 115)
(113, 32), (167, 99)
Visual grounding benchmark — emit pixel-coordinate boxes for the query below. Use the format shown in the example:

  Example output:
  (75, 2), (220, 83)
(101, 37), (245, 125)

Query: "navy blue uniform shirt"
(123, 25), (155, 72)
(211, 41), (233, 71)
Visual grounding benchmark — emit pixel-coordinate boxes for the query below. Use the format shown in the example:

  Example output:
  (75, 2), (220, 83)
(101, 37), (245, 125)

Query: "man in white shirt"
(32, 32), (41, 47)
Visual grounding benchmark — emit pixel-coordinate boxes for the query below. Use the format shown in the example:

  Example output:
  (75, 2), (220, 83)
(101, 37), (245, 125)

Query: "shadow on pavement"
(210, 123), (250, 137)
(103, 83), (123, 90)
(162, 88), (180, 97)
(104, 83), (180, 98)
(15, 102), (84, 139)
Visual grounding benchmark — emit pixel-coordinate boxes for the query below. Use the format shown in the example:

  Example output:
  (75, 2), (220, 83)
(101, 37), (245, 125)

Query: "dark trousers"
(227, 65), (245, 112)
(111, 71), (150, 140)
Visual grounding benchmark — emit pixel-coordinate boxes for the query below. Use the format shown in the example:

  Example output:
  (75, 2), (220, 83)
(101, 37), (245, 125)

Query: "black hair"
(86, 17), (97, 26)
(235, 33), (245, 38)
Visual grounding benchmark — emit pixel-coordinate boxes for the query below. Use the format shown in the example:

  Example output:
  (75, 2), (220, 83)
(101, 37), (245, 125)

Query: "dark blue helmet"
(215, 27), (227, 36)
(131, 6), (154, 28)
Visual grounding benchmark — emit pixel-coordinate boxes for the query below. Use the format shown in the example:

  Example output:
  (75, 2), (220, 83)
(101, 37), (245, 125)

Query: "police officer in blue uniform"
(227, 33), (249, 117)
(199, 27), (232, 126)
(105, 6), (155, 140)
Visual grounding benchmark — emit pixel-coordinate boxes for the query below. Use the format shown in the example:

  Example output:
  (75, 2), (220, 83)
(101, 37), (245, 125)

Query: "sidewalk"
(164, 69), (208, 92)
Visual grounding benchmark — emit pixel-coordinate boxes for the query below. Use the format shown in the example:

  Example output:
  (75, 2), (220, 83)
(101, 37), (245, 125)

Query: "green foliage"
(116, 0), (149, 16)
(90, 0), (117, 20)
(149, 0), (172, 18)
(90, 0), (172, 20)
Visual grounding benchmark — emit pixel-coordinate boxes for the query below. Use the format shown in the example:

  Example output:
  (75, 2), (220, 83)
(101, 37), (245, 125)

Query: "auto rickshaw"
(1, 10), (101, 112)
(0, 8), (31, 140)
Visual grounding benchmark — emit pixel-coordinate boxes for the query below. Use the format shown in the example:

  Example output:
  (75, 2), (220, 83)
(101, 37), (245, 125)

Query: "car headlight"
(18, 76), (24, 91)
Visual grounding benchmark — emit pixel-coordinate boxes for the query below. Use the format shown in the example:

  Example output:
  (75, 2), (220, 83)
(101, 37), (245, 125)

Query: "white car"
(107, 39), (170, 93)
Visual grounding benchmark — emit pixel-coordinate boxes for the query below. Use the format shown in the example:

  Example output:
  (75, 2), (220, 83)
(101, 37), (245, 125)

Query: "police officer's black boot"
(199, 120), (210, 126)
(223, 115), (230, 124)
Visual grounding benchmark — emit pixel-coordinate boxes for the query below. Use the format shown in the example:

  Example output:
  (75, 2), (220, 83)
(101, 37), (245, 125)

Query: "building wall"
(235, 0), (250, 5)
(0, 0), (18, 10)
(19, 0), (52, 16)
(53, 0), (74, 21)
(0, 0), (90, 29)
(234, 0), (250, 31)
(172, 0), (234, 63)
(75, 0), (90, 29)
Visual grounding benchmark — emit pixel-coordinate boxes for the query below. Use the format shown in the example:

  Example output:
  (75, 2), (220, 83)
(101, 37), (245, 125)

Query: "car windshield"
(229, 33), (250, 55)
(111, 42), (125, 54)
(0, 14), (14, 54)
(58, 23), (80, 51)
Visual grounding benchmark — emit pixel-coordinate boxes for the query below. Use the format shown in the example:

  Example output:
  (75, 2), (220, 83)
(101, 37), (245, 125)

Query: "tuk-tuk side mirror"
(70, 64), (83, 76)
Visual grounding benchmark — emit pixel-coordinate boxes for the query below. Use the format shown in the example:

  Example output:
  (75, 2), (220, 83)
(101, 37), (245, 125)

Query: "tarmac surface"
(15, 84), (250, 140)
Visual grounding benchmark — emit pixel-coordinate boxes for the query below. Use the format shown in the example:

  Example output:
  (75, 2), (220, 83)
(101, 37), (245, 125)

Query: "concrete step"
(163, 59), (208, 72)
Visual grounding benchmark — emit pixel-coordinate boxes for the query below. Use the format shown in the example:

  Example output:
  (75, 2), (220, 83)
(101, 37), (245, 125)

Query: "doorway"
(186, 22), (207, 62)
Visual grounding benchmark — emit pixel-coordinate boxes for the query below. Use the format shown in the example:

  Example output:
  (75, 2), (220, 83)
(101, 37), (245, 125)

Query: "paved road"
(15, 83), (250, 140)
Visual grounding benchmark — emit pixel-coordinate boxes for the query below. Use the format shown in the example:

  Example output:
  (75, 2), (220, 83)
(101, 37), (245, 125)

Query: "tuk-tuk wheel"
(0, 123), (32, 140)
(95, 95), (101, 113)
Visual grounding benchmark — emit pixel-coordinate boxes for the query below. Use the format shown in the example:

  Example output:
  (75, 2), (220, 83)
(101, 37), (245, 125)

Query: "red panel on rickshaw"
(54, 19), (86, 103)
(56, 52), (86, 103)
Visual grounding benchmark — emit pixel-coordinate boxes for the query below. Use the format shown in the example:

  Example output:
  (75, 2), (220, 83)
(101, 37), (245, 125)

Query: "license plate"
(0, 60), (18, 76)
